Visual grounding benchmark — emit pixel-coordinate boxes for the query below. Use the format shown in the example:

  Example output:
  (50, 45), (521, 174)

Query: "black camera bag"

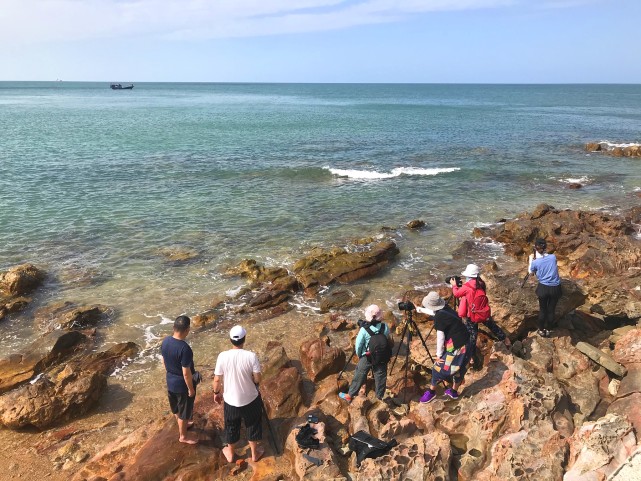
(364, 324), (391, 365)
(348, 430), (398, 467)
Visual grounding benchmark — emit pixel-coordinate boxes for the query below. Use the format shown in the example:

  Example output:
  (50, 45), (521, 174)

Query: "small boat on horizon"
(110, 83), (134, 90)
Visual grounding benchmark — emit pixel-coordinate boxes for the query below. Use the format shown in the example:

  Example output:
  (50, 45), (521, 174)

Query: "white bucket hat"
(461, 264), (480, 278)
(418, 291), (446, 316)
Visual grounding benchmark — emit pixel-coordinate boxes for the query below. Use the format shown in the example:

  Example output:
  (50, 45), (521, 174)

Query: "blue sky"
(0, 0), (639, 83)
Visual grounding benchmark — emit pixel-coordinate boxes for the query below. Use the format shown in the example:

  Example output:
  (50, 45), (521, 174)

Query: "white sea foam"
(325, 166), (460, 180)
(557, 176), (591, 184)
(598, 140), (641, 148)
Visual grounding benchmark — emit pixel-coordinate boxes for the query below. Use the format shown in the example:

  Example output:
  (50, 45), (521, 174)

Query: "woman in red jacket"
(451, 264), (511, 367)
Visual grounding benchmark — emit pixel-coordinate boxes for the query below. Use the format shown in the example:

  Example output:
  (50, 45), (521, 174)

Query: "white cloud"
(0, 0), (595, 45)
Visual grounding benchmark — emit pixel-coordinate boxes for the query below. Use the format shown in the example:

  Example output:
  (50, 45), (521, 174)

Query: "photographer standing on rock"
(160, 315), (198, 445)
(417, 292), (470, 403)
(529, 238), (562, 338)
(451, 264), (511, 368)
(213, 325), (264, 463)
(339, 304), (391, 403)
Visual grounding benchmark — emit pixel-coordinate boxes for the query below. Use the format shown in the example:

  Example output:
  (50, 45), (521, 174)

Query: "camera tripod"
(390, 306), (435, 403)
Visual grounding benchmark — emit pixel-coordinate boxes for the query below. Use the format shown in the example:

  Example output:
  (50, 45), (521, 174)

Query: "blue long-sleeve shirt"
(354, 322), (390, 358)
(529, 254), (561, 286)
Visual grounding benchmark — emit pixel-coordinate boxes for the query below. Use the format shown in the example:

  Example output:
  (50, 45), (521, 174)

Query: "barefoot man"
(213, 325), (265, 463)
(161, 315), (198, 444)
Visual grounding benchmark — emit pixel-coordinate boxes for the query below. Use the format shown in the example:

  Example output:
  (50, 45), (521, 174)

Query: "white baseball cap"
(230, 325), (246, 341)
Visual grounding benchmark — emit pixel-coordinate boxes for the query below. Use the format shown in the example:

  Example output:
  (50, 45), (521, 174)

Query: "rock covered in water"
(319, 287), (367, 313)
(35, 301), (115, 331)
(0, 263), (46, 297)
(406, 219), (426, 229)
(585, 141), (641, 157)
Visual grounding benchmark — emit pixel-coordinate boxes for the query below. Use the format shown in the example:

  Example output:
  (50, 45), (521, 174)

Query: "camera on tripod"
(397, 301), (416, 311)
(445, 275), (463, 288)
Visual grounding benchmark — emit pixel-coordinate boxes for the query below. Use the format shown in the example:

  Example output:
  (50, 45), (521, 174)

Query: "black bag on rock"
(348, 430), (398, 467)
(296, 423), (320, 449)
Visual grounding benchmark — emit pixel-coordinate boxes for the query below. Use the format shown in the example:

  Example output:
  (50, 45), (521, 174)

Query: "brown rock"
(284, 417), (344, 481)
(567, 182), (583, 189)
(585, 142), (601, 152)
(226, 259), (290, 287)
(357, 431), (451, 481)
(0, 342), (138, 429)
(319, 287), (367, 313)
(35, 302), (114, 331)
(607, 393), (641, 440)
(299, 337), (346, 382)
(406, 219), (426, 229)
(613, 328), (641, 365)
(293, 240), (399, 291)
(154, 246), (200, 264)
(0, 296), (30, 321)
(261, 366), (302, 420)
(0, 330), (88, 395)
(0, 263), (45, 297)
(565, 414), (637, 481)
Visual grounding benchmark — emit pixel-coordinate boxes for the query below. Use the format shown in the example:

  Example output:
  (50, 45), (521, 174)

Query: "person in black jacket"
(417, 292), (470, 403)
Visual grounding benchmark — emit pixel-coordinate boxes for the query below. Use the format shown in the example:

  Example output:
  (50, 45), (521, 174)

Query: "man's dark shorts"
(168, 390), (195, 420)
(224, 396), (262, 444)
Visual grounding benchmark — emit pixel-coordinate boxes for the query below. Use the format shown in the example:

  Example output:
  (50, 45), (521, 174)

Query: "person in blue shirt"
(529, 238), (562, 338)
(339, 304), (391, 403)
(161, 315), (198, 444)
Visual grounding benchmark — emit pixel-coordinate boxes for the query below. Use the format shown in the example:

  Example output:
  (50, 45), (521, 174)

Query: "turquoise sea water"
(1, 82), (640, 350)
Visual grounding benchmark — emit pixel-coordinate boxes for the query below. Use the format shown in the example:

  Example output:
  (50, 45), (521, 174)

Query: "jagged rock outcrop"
(564, 414), (637, 481)
(0, 342), (138, 429)
(0, 330), (89, 394)
(319, 287), (367, 313)
(300, 337), (346, 382)
(472, 205), (641, 321)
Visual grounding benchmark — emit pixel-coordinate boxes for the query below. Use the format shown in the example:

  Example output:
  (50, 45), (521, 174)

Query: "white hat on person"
(419, 291), (446, 316)
(461, 264), (480, 278)
(364, 304), (382, 322)
(230, 325), (246, 341)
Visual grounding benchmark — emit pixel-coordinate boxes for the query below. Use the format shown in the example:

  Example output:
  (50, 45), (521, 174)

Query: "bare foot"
(251, 445), (265, 462)
(179, 435), (198, 445)
(222, 445), (235, 463)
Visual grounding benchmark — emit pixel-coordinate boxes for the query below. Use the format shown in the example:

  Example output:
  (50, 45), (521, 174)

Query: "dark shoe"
(545, 329), (552, 337)
(419, 389), (437, 403)
(444, 388), (459, 400)
(537, 329), (547, 337)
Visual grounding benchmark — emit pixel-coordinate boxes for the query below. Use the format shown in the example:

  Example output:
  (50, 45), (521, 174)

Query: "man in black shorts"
(161, 315), (198, 444)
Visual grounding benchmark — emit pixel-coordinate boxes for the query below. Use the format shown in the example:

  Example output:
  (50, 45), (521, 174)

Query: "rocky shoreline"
(1, 203), (641, 480)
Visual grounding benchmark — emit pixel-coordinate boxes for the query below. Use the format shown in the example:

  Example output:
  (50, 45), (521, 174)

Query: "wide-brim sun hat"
(420, 291), (446, 316)
(364, 304), (382, 322)
(461, 264), (480, 278)
(230, 325), (246, 341)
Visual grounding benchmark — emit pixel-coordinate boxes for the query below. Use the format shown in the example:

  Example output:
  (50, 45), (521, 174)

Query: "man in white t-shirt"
(213, 325), (264, 463)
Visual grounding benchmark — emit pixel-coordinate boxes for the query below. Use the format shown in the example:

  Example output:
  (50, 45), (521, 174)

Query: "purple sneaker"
(444, 388), (459, 400)
(419, 389), (436, 403)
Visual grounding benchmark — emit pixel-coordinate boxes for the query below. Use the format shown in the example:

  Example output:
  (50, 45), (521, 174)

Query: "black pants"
(536, 283), (562, 330)
(224, 396), (262, 444)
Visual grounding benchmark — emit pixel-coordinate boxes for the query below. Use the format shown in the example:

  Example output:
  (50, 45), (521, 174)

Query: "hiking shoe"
(537, 329), (547, 337)
(419, 389), (436, 403)
(338, 392), (353, 403)
(545, 329), (552, 337)
(444, 388), (459, 400)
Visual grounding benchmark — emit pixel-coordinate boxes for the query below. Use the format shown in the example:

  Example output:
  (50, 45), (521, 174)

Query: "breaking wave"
(324, 166), (461, 180)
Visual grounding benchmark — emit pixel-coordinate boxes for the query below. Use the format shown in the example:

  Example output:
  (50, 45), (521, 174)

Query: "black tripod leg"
(411, 321), (434, 364)
(389, 320), (409, 374)
(403, 330), (412, 404)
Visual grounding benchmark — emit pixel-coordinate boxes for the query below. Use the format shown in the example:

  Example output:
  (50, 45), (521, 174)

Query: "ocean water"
(1, 82), (641, 354)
